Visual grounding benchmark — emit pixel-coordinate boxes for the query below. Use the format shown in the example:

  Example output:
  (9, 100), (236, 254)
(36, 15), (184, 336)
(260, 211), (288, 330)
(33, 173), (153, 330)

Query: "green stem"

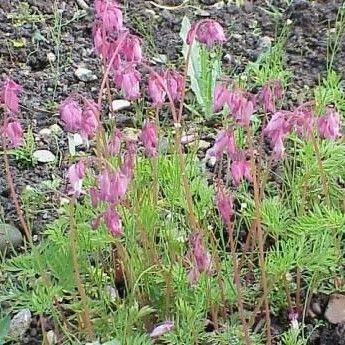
(68, 198), (94, 341)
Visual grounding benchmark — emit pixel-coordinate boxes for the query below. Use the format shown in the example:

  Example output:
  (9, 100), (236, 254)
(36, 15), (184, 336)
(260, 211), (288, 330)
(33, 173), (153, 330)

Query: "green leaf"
(0, 315), (10, 344)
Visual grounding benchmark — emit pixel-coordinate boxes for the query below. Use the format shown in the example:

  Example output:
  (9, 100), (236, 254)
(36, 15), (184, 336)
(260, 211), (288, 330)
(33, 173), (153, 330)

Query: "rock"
(206, 156), (217, 168)
(199, 0), (217, 4)
(258, 36), (272, 52)
(311, 302), (322, 316)
(105, 285), (119, 301)
(46, 330), (57, 344)
(39, 128), (52, 138)
(72, 133), (84, 147)
(0, 223), (23, 252)
(123, 128), (139, 141)
(181, 134), (197, 145)
(197, 140), (210, 150)
(75, 66), (97, 82)
(33, 150), (56, 163)
(49, 124), (63, 135)
(111, 100), (131, 112)
(8, 309), (32, 339)
(196, 9), (210, 17)
(47, 52), (56, 63)
(324, 294), (345, 324)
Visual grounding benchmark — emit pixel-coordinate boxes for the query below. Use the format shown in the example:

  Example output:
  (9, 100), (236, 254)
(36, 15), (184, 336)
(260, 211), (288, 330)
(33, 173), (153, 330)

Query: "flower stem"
(2, 134), (32, 243)
(68, 197), (94, 341)
(227, 220), (251, 345)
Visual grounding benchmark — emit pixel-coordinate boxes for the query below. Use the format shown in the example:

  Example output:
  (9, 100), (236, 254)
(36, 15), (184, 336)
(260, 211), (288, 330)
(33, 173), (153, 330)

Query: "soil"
(0, 0), (344, 344)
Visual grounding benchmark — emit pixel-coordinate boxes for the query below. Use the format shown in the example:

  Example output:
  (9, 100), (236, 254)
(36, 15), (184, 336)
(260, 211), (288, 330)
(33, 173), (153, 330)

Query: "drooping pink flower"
(317, 107), (341, 140)
(216, 185), (234, 224)
(90, 188), (99, 208)
(98, 169), (129, 205)
(115, 67), (141, 100)
(213, 84), (229, 112)
(207, 128), (236, 159)
(187, 19), (226, 49)
(0, 79), (23, 114)
(81, 99), (99, 139)
(59, 98), (83, 133)
(230, 154), (252, 185)
(228, 92), (255, 127)
(120, 34), (142, 63)
(148, 72), (166, 106)
(289, 104), (315, 138)
(257, 80), (284, 113)
(140, 121), (158, 157)
(187, 267), (200, 286)
(263, 111), (292, 160)
(191, 233), (212, 275)
(95, 0), (123, 33)
(2, 119), (24, 148)
(166, 70), (183, 102)
(108, 128), (122, 156)
(67, 161), (86, 197)
(104, 207), (122, 237)
(150, 321), (174, 338)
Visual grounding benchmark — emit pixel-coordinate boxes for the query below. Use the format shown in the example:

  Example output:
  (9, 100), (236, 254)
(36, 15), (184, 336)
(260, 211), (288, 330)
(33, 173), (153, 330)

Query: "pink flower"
(289, 104), (314, 138)
(81, 99), (99, 139)
(263, 111), (292, 160)
(0, 79), (23, 114)
(148, 72), (166, 106)
(104, 207), (122, 237)
(95, 0), (123, 33)
(317, 108), (341, 140)
(108, 129), (122, 156)
(2, 119), (24, 148)
(213, 84), (229, 112)
(150, 321), (174, 338)
(98, 169), (130, 205)
(230, 154), (252, 185)
(208, 129), (236, 159)
(187, 19), (225, 49)
(228, 92), (255, 127)
(90, 188), (99, 208)
(191, 233), (212, 275)
(120, 34), (142, 63)
(67, 161), (86, 197)
(166, 70), (183, 102)
(115, 67), (141, 100)
(216, 186), (234, 224)
(140, 121), (158, 157)
(257, 80), (283, 113)
(59, 98), (83, 133)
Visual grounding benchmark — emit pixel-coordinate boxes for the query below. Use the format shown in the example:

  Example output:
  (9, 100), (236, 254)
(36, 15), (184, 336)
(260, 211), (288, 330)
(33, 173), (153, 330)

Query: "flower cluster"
(90, 139), (136, 237)
(264, 104), (341, 160)
(59, 97), (100, 141)
(0, 79), (24, 148)
(93, 0), (142, 100)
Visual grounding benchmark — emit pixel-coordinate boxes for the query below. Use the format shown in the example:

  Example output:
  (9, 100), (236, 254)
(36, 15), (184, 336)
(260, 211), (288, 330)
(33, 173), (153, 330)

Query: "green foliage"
(180, 16), (222, 117)
(0, 315), (10, 345)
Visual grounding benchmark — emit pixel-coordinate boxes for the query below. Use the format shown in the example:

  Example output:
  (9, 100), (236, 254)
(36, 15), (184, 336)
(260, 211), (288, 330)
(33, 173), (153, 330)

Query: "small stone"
(311, 302), (322, 316)
(196, 140), (210, 150)
(324, 294), (345, 324)
(196, 9), (210, 17)
(123, 127), (139, 141)
(47, 52), (56, 63)
(211, 1), (225, 9)
(111, 100), (131, 112)
(33, 150), (56, 163)
(75, 66), (97, 82)
(105, 285), (119, 301)
(181, 134), (197, 145)
(50, 124), (63, 135)
(258, 36), (272, 51)
(39, 128), (52, 137)
(8, 309), (32, 339)
(73, 133), (84, 147)
(0, 223), (23, 252)
(206, 156), (217, 168)
(46, 330), (57, 344)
